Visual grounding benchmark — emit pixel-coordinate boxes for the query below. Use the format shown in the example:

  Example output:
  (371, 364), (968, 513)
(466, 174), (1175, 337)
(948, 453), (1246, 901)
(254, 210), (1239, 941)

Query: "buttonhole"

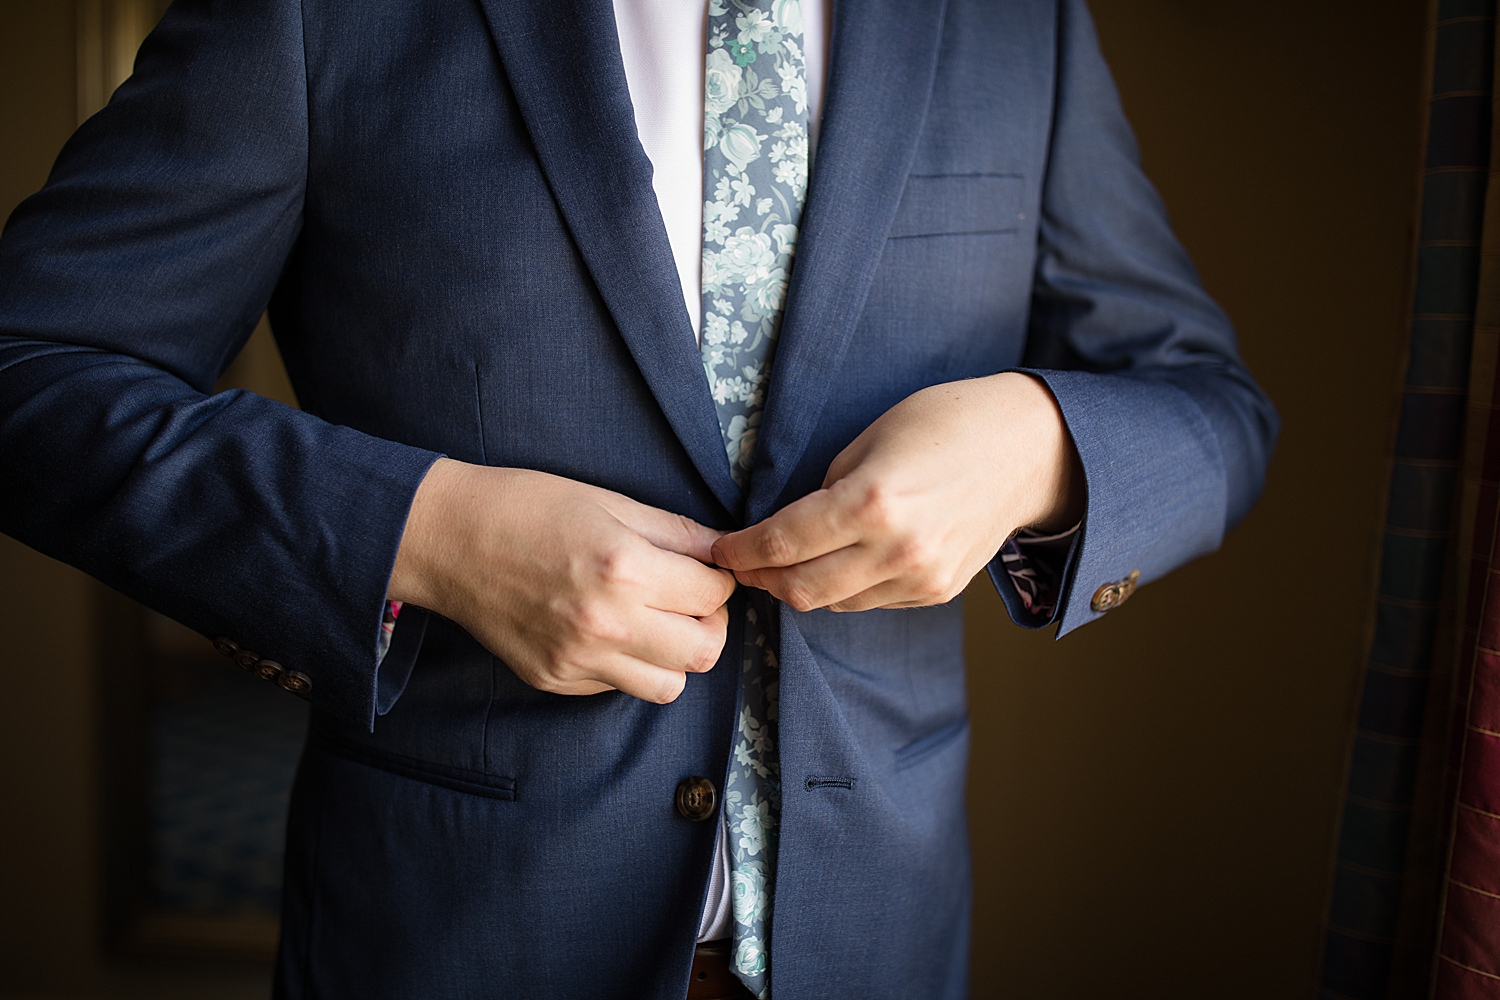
(805, 776), (855, 791)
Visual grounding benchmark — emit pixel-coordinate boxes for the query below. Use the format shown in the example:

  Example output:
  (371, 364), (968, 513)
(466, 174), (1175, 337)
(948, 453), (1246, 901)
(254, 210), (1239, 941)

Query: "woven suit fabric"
(0, 0), (1280, 995)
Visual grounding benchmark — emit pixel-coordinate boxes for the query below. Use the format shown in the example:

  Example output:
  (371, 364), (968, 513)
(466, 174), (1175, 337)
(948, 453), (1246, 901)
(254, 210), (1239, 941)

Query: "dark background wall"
(0, 0), (1427, 997)
(0, 4), (111, 996)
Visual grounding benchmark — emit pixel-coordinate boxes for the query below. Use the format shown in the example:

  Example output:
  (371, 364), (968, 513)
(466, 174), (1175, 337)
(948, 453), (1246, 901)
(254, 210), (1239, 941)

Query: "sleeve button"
(214, 637), (241, 658)
(1090, 570), (1141, 613)
(277, 669), (312, 696)
(233, 649), (261, 671)
(254, 660), (285, 683)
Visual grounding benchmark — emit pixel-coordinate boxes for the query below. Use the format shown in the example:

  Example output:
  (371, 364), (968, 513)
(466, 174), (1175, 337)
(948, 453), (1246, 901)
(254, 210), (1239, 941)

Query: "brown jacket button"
(278, 669), (312, 696)
(675, 777), (718, 822)
(214, 637), (240, 658)
(1091, 569), (1141, 613)
(255, 660), (285, 683)
(234, 649), (261, 671)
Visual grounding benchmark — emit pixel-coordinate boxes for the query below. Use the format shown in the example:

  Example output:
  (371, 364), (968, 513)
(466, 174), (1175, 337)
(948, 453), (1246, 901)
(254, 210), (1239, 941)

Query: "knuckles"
(780, 581), (821, 613)
(592, 541), (642, 591)
(889, 534), (941, 576)
(854, 481), (901, 533)
(689, 572), (736, 618)
(901, 556), (963, 605)
(527, 662), (579, 693)
(687, 621), (728, 673)
(755, 526), (796, 567)
(570, 598), (629, 646)
(652, 673), (687, 704)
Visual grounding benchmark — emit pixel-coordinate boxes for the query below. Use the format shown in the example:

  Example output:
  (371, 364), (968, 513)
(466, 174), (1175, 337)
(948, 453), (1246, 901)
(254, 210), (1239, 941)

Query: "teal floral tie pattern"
(701, 1), (809, 996)
(701, 0), (809, 487)
(722, 598), (780, 996)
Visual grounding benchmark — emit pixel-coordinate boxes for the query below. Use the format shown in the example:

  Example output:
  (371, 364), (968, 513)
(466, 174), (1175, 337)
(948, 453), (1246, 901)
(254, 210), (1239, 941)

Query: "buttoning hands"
(711, 372), (1084, 613)
(388, 374), (1080, 704)
(389, 463), (736, 704)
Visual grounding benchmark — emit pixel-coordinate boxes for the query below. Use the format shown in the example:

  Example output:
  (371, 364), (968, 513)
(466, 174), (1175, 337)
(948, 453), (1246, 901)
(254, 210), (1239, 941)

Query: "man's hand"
(711, 372), (1083, 612)
(389, 460), (736, 704)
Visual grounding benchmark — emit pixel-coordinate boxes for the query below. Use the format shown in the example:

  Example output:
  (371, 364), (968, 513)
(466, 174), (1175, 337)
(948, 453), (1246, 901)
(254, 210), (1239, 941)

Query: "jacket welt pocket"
(317, 731), (517, 800)
(894, 718), (969, 771)
(888, 174), (1026, 238)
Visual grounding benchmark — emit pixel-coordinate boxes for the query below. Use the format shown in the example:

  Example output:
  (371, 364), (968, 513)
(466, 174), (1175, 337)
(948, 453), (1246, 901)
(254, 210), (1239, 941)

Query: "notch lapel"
(745, 0), (950, 523)
(474, 0), (742, 515)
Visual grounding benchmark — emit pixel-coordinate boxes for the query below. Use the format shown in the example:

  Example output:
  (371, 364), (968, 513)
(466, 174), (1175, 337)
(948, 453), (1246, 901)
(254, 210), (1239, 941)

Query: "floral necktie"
(700, 1), (809, 996)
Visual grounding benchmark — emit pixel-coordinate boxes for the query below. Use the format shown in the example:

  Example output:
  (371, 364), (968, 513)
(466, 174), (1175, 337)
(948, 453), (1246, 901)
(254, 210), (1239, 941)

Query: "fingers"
(436, 470), (742, 706)
(751, 564), (968, 614)
(544, 518), (732, 704)
(628, 542), (738, 615)
(821, 559), (976, 612)
(735, 544), (883, 613)
(712, 484), (864, 572)
(544, 603), (730, 704)
(614, 603), (730, 674)
(584, 654), (693, 705)
(732, 525), (970, 613)
(826, 579), (934, 613)
(607, 495), (725, 564)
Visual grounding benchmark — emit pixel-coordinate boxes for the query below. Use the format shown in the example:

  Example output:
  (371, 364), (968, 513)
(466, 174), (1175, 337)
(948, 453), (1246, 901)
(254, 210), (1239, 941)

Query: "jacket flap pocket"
(888, 174), (1025, 238)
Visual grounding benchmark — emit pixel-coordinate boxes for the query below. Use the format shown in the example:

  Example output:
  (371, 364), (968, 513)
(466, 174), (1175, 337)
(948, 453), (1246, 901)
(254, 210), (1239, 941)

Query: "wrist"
(986, 372), (1085, 532)
(388, 457), (470, 609)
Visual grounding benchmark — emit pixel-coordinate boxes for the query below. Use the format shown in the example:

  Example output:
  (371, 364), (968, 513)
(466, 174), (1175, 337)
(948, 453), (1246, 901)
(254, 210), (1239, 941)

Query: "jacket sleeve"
(986, 0), (1279, 635)
(0, 0), (441, 727)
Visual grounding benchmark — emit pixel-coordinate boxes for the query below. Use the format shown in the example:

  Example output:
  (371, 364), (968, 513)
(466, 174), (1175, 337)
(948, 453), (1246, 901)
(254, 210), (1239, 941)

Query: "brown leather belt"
(689, 941), (756, 999)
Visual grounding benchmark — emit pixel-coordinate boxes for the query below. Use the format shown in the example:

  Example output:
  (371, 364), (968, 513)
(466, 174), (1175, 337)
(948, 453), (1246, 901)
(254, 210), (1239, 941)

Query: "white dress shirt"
(609, 0), (831, 942)
(613, 0), (829, 342)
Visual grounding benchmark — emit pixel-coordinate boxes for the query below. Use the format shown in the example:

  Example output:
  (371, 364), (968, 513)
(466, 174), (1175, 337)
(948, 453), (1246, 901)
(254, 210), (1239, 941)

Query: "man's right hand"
(387, 458), (736, 704)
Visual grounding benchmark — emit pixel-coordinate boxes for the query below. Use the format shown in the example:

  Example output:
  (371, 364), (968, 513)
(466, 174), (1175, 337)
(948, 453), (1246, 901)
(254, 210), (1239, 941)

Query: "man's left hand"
(711, 372), (1084, 613)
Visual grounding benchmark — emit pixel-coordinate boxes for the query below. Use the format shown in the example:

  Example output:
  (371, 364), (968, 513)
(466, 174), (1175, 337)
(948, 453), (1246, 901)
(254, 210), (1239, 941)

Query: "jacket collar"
(746, 0), (949, 522)
(476, 0), (743, 515)
(477, 0), (949, 523)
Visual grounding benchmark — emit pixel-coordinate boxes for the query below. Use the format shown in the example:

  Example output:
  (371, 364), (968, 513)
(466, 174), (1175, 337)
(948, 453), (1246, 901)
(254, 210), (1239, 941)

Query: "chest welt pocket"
(888, 174), (1026, 239)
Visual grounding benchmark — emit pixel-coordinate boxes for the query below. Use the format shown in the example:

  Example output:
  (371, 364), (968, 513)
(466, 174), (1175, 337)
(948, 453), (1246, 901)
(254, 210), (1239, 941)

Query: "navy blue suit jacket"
(0, 0), (1276, 997)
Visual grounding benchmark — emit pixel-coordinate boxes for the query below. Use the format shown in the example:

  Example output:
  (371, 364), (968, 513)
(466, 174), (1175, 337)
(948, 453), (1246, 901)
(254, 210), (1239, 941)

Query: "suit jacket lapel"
(474, 0), (743, 515)
(746, 0), (950, 523)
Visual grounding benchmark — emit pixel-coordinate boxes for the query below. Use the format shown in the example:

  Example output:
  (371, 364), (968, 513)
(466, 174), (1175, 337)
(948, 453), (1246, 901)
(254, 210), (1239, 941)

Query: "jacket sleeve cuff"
(990, 368), (1228, 637)
(198, 436), (444, 731)
(985, 525), (1082, 630)
(377, 604), (430, 716)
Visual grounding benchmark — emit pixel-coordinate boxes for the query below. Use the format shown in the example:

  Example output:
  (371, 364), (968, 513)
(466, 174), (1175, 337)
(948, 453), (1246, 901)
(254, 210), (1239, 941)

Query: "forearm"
(0, 338), (441, 723)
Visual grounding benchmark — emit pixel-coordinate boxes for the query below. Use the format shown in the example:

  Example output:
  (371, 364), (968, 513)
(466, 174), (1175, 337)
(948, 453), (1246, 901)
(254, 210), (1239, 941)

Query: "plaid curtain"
(1431, 5), (1500, 990)
(1318, 3), (1500, 998)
